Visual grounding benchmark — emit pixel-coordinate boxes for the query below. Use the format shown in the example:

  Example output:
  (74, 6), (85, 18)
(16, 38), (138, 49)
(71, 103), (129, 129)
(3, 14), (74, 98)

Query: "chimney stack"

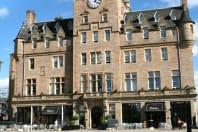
(181, 0), (188, 11)
(26, 10), (36, 26)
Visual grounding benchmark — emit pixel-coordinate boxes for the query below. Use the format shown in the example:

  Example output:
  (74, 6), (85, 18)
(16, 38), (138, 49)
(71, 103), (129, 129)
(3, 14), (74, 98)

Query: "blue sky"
(0, 0), (198, 98)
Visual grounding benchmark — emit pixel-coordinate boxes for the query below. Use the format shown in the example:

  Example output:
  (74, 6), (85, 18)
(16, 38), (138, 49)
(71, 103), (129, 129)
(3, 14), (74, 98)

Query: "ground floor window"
(122, 103), (141, 123)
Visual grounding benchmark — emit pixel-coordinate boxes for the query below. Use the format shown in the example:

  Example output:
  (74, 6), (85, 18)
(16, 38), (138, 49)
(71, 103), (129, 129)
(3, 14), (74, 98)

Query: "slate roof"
(17, 18), (73, 40)
(124, 6), (194, 31)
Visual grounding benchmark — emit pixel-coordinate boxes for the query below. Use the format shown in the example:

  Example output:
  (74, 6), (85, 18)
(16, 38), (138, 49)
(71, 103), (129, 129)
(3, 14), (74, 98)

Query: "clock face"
(87, 0), (102, 9)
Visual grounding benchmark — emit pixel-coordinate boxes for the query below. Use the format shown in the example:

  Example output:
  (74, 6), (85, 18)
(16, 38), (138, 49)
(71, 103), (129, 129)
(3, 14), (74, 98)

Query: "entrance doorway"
(145, 102), (165, 128)
(91, 106), (103, 128)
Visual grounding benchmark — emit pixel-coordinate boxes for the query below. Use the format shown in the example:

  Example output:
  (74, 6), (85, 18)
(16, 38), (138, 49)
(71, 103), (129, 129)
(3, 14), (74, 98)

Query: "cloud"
(0, 78), (9, 97)
(160, 0), (198, 8)
(0, 8), (9, 18)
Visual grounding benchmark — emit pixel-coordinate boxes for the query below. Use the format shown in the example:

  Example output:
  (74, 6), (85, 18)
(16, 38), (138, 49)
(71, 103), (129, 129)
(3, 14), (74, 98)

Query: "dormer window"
(42, 24), (47, 34)
(83, 15), (88, 24)
(55, 22), (60, 32)
(30, 25), (35, 32)
(169, 9), (177, 20)
(138, 13), (144, 24)
(102, 13), (107, 22)
(154, 11), (160, 22)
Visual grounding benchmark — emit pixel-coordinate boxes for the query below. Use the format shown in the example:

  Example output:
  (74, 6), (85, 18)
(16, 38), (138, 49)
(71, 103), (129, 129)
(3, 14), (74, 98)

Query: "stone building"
(9, 0), (197, 129)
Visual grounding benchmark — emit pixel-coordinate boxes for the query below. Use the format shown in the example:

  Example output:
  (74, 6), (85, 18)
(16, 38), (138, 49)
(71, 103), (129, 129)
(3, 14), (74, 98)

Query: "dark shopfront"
(146, 102), (165, 128)
(170, 101), (192, 127)
(16, 105), (72, 125)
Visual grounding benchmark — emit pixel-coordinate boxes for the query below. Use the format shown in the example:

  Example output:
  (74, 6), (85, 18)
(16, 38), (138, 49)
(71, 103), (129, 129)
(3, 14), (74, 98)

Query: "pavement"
(1, 129), (198, 132)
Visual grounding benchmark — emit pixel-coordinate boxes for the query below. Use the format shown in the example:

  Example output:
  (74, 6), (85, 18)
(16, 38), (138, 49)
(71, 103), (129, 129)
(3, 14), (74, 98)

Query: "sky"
(0, 0), (198, 99)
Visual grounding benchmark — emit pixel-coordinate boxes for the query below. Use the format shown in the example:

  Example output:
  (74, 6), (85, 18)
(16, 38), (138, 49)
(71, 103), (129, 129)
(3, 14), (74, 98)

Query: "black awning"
(42, 106), (60, 115)
(146, 102), (164, 112)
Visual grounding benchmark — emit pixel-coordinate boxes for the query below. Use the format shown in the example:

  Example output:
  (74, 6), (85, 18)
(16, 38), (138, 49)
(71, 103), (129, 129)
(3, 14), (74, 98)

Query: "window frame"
(81, 53), (87, 65)
(126, 29), (132, 41)
(161, 47), (168, 61)
(104, 30), (110, 41)
(160, 26), (166, 38)
(93, 31), (98, 42)
(145, 49), (151, 62)
(125, 73), (137, 92)
(45, 37), (50, 48)
(58, 36), (64, 47)
(148, 71), (161, 90)
(81, 74), (87, 93)
(83, 15), (88, 24)
(26, 79), (36, 96)
(143, 27), (149, 39)
(29, 58), (35, 70)
(105, 51), (111, 64)
(52, 56), (63, 68)
(81, 32), (87, 44)
(172, 70), (181, 89)
(49, 77), (65, 95)
(106, 73), (112, 92)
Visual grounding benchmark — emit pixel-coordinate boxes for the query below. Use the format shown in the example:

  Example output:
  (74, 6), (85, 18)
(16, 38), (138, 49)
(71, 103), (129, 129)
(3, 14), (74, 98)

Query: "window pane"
(91, 53), (96, 64)
(58, 36), (63, 47)
(105, 30), (110, 41)
(59, 56), (63, 67)
(145, 49), (151, 62)
(126, 29), (132, 41)
(131, 50), (136, 63)
(143, 28), (149, 39)
(96, 52), (101, 64)
(82, 32), (86, 43)
(53, 56), (58, 68)
(161, 48), (168, 60)
(155, 78), (161, 89)
(93, 31), (98, 42)
(125, 51), (130, 63)
(126, 80), (131, 91)
(149, 78), (154, 90)
(106, 51), (111, 63)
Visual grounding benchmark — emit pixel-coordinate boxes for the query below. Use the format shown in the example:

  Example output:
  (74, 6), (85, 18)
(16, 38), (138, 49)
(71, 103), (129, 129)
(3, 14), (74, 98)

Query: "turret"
(179, 0), (195, 42)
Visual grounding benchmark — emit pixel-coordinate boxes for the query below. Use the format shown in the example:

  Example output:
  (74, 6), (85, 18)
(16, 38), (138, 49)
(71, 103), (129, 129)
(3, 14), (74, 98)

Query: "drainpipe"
(176, 27), (182, 89)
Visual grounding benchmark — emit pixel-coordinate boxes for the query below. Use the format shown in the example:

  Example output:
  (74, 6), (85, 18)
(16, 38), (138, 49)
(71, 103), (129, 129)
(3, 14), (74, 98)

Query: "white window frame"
(90, 52), (101, 64)
(45, 37), (50, 48)
(49, 77), (65, 95)
(26, 79), (36, 96)
(81, 53), (87, 65)
(125, 50), (136, 63)
(125, 73), (137, 92)
(81, 74), (87, 93)
(53, 56), (63, 68)
(29, 58), (35, 70)
(93, 31), (98, 42)
(58, 36), (64, 47)
(148, 71), (161, 90)
(126, 29), (132, 41)
(105, 30), (110, 41)
(160, 26), (166, 38)
(102, 13), (108, 22)
(105, 73), (112, 92)
(161, 48), (168, 61)
(81, 32), (87, 44)
(145, 49), (151, 62)
(143, 27), (149, 39)
(90, 74), (103, 93)
(105, 51), (111, 63)
(83, 15), (88, 24)
(172, 70), (181, 89)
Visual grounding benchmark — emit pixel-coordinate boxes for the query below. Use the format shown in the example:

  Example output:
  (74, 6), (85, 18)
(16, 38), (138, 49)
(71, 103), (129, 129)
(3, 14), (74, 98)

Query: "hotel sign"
(146, 103), (164, 112)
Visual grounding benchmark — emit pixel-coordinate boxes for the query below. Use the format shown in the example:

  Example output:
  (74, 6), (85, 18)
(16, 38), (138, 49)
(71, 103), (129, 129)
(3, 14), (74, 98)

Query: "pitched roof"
(17, 18), (73, 40)
(124, 6), (192, 31)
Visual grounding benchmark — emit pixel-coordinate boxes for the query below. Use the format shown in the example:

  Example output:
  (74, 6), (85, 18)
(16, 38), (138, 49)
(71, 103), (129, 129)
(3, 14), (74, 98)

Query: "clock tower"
(73, 0), (131, 129)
